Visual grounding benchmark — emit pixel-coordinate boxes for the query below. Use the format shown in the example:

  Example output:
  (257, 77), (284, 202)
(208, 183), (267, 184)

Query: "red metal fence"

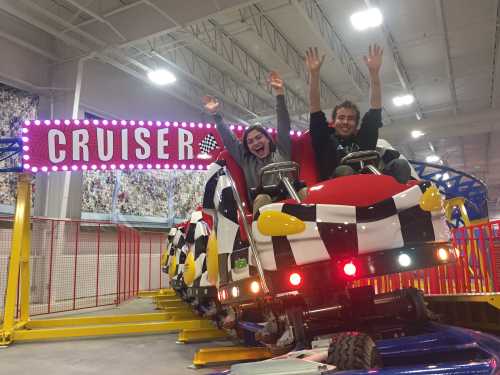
(139, 232), (167, 291)
(0, 217), (142, 317)
(356, 220), (500, 295)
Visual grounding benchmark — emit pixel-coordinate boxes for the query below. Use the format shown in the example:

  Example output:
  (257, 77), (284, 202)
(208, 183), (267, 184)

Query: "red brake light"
(343, 261), (357, 277)
(289, 272), (302, 287)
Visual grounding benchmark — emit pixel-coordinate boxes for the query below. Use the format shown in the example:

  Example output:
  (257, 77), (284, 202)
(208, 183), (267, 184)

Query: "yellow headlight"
(419, 185), (443, 212)
(183, 251), (196, 286)
(257, 211), (306, 236)
(168, 255), (177, 278)
(206, 231), (219, 286)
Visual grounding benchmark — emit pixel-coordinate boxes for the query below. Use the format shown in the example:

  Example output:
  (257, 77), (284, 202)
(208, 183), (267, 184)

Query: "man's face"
(333, 107), (357, 138)
(246, 129), (271, 159)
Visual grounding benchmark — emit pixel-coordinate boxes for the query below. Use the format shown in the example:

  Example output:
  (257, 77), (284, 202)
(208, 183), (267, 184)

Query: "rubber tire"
(326, 332), (381, 370)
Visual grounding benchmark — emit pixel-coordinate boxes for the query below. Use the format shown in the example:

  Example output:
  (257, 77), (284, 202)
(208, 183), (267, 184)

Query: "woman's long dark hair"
(242, 125), (276, 154)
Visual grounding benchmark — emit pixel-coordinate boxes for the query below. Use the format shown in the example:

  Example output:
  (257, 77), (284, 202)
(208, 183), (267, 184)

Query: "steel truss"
(187, 18), (310, 123)
(410, 161), (489, 222)
(123, 34), (274, 123)
(239, 4), (341, 111)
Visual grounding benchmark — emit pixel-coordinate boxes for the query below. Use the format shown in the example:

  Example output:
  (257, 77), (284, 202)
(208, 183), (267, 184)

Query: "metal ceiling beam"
(98, 53), (247, 124)
(133, 42), (271, 119)
(293, 0), (369, 94)
(61, 0), (143, 35)
(293, 0), (392, 122)
(187, 18), (309, 122)
(489, 0), (500, 108)
(364, 0), (424, 120)
(142, 0), (180, 27)
(0, 0), (90, 52)
(62, 0), (127, 42)
(21, 0), (106, 49)
(238, 4), (340, 110)
(381, 107), (500, 144)
(0, 0), (249, 123)
(435, 0), (458, 114)
(0, 29), (59, 61)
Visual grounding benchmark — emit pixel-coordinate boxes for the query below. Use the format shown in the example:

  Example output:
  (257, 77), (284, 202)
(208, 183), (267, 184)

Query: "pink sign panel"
(21, 119), (303, 173)
(21, 119), (231, 173)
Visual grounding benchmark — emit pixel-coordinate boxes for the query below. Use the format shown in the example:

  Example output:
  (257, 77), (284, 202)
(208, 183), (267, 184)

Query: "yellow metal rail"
(192, 346), (272, 367)
(177, 328), (229, 343)
(138, 289), (176, 298)
(14, 319), (213, 342)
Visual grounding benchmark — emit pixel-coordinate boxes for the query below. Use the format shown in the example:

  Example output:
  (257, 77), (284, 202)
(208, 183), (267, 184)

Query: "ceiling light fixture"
(148, 69), (176, 85)
(426, 155), (441, 163)
(411, 130), (425, 139)
(350, 8), (383, 31)
(393, 94), (415, 107)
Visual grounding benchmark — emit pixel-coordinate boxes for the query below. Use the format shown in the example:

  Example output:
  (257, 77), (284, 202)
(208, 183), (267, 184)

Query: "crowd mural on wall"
(81, 170), (206, 220)
(0, 83), (207, 221)
(0, 83), (38, 206)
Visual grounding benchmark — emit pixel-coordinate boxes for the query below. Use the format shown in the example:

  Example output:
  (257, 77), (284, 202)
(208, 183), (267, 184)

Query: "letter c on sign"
(48, 129), (66, 163)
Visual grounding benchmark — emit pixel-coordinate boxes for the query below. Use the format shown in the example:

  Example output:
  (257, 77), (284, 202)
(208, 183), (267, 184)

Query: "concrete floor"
(0, 299), (231, 375)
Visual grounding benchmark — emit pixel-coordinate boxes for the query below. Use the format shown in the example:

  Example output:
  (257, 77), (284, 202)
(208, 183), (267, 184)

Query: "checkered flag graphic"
(199, 133), (219, 154)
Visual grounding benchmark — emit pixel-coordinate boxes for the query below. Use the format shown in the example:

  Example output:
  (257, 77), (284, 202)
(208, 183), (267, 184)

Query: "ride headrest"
(190, 210), (203, 223)
(216, 150), (251, 213)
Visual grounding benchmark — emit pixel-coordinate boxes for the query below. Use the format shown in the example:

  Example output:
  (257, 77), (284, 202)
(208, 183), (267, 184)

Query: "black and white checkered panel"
(395, 183), (450, 242)
(356, 183), (450, 253)
(252, 183), (450, 270)
(213, 173), (240, 256)
(253, 203), (333, 271)
(165, 229), (177, 269)
(172, 228), (187, 280)
(202, 161), (225, 212)
(199, 133), (219, 154)
(193, 220), (210, 287)
(174, 244), (188, 281)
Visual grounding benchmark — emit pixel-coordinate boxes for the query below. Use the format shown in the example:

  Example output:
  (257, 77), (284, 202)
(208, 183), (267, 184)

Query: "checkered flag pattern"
(202, 162), (259, 282)
(192, 221), (211, 287)
(199, 133), (219, 154)
(172, 228), (187, 281)
(252, 183), (450, 271)
(165, 228), (177, 269)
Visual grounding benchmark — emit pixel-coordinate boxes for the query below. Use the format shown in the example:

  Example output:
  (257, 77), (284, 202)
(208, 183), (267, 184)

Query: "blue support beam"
(409, 161), (488, 221)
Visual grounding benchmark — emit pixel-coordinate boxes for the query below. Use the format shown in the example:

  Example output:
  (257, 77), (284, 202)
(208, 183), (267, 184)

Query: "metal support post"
(1, 173), (32, 346)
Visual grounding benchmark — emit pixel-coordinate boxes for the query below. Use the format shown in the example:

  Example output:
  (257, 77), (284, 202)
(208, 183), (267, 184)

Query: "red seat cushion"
(292, 131), (319, 186)
(299, 174), (420, 206)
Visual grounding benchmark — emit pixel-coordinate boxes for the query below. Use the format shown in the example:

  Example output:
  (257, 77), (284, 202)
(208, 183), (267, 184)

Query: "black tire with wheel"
(326, 332), (381, 370)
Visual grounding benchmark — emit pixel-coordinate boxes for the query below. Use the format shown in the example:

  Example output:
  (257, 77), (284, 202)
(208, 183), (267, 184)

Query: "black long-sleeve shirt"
(310, 108), (383, 181)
